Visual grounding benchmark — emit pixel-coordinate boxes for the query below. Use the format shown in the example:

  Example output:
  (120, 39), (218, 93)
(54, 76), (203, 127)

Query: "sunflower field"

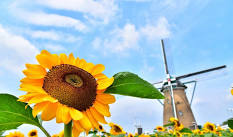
(0, 50), (233, 137)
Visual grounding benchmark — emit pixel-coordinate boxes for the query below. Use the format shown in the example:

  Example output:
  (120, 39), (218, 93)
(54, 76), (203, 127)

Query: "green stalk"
(64, 121), (73, 137)
(39, 125), (51, 137)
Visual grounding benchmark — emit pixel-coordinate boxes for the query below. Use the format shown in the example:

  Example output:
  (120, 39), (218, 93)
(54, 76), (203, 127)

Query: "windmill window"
(178, 111), (183, 116)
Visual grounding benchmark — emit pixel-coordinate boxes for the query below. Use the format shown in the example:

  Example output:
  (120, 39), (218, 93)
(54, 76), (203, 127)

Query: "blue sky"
(0, 0), (233, 136)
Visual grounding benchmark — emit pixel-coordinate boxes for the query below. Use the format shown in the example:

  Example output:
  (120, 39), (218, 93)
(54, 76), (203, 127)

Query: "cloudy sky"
(0, 0), (233, 136)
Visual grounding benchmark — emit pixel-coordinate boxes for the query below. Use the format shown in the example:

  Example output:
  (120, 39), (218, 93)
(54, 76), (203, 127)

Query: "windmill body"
(162, 80), (197, 129)
(157, 39), (226, 129)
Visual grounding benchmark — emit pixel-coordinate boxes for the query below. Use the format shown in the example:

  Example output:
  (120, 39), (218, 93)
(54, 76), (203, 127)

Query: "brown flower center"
(113, 125), (122, 132)
(30, 131), (37, 136)
(43, 64), (97, 111)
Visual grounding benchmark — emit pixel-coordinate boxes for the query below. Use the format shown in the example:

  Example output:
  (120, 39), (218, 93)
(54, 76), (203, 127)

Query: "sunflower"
(231, 88), (233, 95)
(169, 117), (183, 131)
(18, 50), (116, 135)
(173, 131), (182, 137)
(155, 126), (165, 132)
(217, 126), (224, 131)
(6, 131), (25, 137)
(128, 133), (134, 137)
(203, 122), (216, 133)
(98, 124), (104, 132)
(51, 130), (64, 137)
(109, 122), (126, 135)
(138, 134), (150, 137)
(192, 129), (200, 134)
(28, 129), (38, 137)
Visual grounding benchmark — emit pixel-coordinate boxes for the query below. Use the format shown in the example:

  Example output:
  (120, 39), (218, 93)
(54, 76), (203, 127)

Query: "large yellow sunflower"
(18, 50), (115, 135)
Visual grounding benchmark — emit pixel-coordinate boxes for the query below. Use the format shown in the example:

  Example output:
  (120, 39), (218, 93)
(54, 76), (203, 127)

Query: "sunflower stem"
(39, 125), (51, 137)
(64, 121), (72, 137)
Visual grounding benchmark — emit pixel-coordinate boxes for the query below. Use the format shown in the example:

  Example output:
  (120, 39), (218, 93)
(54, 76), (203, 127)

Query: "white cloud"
(92, 17), (171, 55)
(110, 96), (163, 132)
(35, 0), (118, 24)
(44, 44), (66, 52)
(103, 24), (140, 53)
(18, 11), (87, 32)
(92, 37), (102, 49)
(9, 2), (87, 32)
(30, 30), (60, 40)
(0, 24), (39, 74)
(140, 17), (171, 41)
(23, 29), (80, 43)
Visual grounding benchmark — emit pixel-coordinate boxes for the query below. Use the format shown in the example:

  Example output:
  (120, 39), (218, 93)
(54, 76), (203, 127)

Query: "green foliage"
(109, 134), (125, 137)
(179, 128), (192, 133)
(105, 72), (164, 99)
(228, 119), (233, 129)
(0, 94), (41, 132)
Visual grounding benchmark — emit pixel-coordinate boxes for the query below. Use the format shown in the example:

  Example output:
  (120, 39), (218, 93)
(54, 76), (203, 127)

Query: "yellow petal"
(231, 89), (233, 95)
(18, 93), (43, 102)
(97, 77), (114, 90)
(41, 50), (51, 55)
(89, 107), (107, 124)
(93, 101), (110, 117)
(28, 94), (57, 104)
(85, 109), (99, 128)
(32, 102), (49, 117)
(73, 121), (85, 131)
(19, 84), (46, 94)
(69, 108), (83, 121)
(79, 113), (92, 130)
(59, 53), (69, 64)
(61, 105), (72, 124)
(36, 53), (59, 69)
(20, 78), (44, 87)
(56, 104), (63, 123)
(41, 102), (58, 121)
(96, 94), (116, 104)
(22, 69), (46, 79)
(75, 58), (87, 69)
(82, 62), (95, 72)
(97, 89), (106, 94)
(68, 53), (76, 65)
(94, 73), (108, 80)
(91, 64), (105, 76)
(72, 127), (82, 137)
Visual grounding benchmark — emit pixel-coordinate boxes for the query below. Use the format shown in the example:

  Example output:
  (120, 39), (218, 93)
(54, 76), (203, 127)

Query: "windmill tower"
(155, 39), (226, 129)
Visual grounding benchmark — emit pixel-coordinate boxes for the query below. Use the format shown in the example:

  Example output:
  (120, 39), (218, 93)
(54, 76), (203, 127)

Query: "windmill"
(154, 39), (226, 129)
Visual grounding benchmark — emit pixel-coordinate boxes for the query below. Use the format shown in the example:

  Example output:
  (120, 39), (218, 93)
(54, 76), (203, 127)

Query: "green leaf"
(0, 94), (40, 132)
(179, 128), (192, 133)
(104, 72), (164, 99)
(228, 119), (233, 129)
(163, 122), (174, 127)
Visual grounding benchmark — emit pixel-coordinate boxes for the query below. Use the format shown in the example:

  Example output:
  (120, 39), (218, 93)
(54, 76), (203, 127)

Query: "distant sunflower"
(6, 131), (24, 137)
(109, 122), (126, 135)
(128, 133), (134, 137)
(192, 129), (200, 134)
(231, 88), (233, 95)
(51, 130), (63, 137)
(156, 126), (165, 132)
(169, 117), (184, 131)
(98, 124), (104, 132)
(173, 131), (182, 137)
(28, 129), (38, 137)
(18, 50), (115, 135)
(203, 122), (216, 132)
